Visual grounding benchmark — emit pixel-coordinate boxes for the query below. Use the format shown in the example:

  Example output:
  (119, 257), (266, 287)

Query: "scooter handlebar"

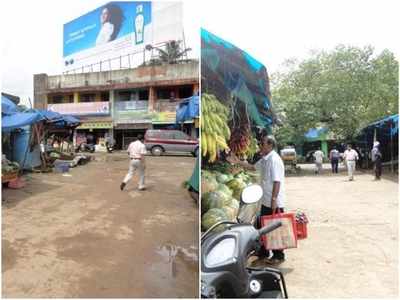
(258, 221), (282, 236)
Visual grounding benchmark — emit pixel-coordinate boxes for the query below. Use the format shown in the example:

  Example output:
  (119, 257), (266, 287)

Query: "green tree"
(272, 45), (398, 145)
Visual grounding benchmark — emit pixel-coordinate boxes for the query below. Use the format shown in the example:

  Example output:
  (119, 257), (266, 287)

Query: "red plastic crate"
(296, 222), (308, 239)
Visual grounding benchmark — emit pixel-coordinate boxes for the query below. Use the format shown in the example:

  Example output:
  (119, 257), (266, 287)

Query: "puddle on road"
(155, 243), (198, 278)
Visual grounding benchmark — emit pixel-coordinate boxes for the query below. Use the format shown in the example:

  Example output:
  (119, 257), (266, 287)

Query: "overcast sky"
(1, 0), (399, 105)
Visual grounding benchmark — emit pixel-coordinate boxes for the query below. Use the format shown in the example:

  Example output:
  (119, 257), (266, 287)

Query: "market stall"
(356, 114), (398, 172)
(200, 29), (277, 231)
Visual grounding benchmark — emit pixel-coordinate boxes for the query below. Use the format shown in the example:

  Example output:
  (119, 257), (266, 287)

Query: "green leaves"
(272, 45), (398, 145)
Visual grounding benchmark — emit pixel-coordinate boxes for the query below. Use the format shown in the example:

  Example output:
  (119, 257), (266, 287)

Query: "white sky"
(1, 0), (399, 105)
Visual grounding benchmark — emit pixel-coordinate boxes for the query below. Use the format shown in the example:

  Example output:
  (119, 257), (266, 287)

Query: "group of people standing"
(313, 142), (383, 181)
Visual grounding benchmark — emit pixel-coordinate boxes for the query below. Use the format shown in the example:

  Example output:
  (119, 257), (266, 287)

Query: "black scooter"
(201, 185), (288, 298)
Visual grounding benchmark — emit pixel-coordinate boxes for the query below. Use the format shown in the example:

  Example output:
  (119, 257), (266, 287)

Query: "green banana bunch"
(201, 94), (231, 163)
(245, 135), (259, 159)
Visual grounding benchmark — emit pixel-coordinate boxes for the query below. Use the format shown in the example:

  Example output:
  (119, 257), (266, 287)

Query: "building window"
(101, 92), (109, 102)
(117, 89), (149, 101)
(178, 85), (194, 98)
(80, 93), (96, 102)
(156, 88), (174, 100)
(49, 95), (64, 104)
(138, 90), (149, 100)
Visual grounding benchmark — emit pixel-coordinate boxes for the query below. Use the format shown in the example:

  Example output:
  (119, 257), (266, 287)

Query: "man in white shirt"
(228, 135), (286, 264)
(120, 134), (147, 191)
(343, 144), (359, 181)
(313, 148), (325, 174)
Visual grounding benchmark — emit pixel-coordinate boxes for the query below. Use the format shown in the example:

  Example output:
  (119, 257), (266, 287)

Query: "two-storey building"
(34, 61), (199, 149)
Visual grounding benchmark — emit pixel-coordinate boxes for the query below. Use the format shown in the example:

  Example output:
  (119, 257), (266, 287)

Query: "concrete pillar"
(109, 89), (115, 117)
(148, 87), (156, 112)
(73, 92), (79, 103)
(95, 92), (101, 102)
(33, 73), (48, 109)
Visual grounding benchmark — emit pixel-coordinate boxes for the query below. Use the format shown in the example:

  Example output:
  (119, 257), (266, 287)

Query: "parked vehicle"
(201, 185), (288, 298)
(144, 129), (199, 156)
(280, 146), (297, 173)
(75, 143), (95, 153)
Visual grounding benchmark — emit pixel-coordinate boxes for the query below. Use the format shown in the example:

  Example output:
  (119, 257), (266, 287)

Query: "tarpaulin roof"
(364, 114), (398, 136)
(34, 109), (80, 127)
(2, 112), (43, 132)
(2, 95), (18, 115)
(176, 95), (199, 123)
(201, 28), (273, 128)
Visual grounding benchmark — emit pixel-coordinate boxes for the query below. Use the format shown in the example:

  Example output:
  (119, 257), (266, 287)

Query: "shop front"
(75, 121), (113, 147)
(114, 122), (152, 150)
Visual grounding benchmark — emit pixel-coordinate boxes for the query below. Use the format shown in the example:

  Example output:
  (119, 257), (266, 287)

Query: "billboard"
(63, 2), (183, 72)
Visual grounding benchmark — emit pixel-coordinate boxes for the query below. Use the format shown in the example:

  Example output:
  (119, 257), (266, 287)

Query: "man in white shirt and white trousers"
(343, 144), (359, 181)
(120, 134), (147, 191)
(228, 135), (286, 265)
(313, 148), (325, 174)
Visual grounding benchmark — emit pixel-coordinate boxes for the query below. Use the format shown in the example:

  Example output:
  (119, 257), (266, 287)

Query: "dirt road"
(281, 164), (398, 297)
(2, 153), (199, 298)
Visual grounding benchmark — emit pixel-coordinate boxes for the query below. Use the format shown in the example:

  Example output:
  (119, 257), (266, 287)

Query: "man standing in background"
(343, 144), (359, 181)
(120, 134), (147, 191)
(313, 148), (325, 174)
(371, 141), (382, 180)
(329, 146), (340, 173)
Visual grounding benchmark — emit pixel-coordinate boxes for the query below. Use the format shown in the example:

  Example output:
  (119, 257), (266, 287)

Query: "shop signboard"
(48, 102), (110, 116)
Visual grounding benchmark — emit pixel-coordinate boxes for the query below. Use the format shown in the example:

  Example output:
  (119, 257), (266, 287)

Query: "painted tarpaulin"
(176, 96), (199, 123)
(201, 28), (273, 127)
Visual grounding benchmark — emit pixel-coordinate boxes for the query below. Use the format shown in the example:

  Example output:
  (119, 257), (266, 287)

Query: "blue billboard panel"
(63, 2), (151, 57)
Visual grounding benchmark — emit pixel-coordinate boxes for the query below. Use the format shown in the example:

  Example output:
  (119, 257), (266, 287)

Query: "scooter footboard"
(247, 267), (288, 298)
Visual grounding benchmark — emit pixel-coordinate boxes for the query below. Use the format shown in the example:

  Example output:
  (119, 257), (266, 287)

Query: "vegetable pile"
(201, 163), (259, 231)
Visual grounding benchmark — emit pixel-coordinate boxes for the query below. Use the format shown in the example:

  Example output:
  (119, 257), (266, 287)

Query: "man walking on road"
(371, 141), (382, 180)
(227, 135), (286, 265)
(120, 134), (147, 191)
(313, 148), (324, 174)
(343, 144), (359, 181)
(329, 146), (340, 173)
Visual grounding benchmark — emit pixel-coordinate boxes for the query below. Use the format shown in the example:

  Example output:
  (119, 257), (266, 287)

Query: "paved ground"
(2, 152), (199, 298)
(277, 163), (398, 298)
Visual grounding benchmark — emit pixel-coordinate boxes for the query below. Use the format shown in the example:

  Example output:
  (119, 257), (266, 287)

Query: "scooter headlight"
(205, 237), (236, 267)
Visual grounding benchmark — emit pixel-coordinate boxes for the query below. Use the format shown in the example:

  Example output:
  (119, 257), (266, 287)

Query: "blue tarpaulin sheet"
(201, 28), (273, 127)
(2, 95), (18, 114)
(2, 112), (43, 132)
(176, 96), (199, 123)
(364, 114), (398, 136)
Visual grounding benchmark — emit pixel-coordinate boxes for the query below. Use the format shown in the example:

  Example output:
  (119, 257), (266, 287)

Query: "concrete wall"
(44, 61), (198, 92)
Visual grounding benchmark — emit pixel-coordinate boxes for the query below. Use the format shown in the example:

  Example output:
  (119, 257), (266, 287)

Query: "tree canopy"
(271, 45), (398, 146)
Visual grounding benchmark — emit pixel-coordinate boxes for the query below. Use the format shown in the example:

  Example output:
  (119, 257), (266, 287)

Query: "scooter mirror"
(241, 184), (263, 204)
